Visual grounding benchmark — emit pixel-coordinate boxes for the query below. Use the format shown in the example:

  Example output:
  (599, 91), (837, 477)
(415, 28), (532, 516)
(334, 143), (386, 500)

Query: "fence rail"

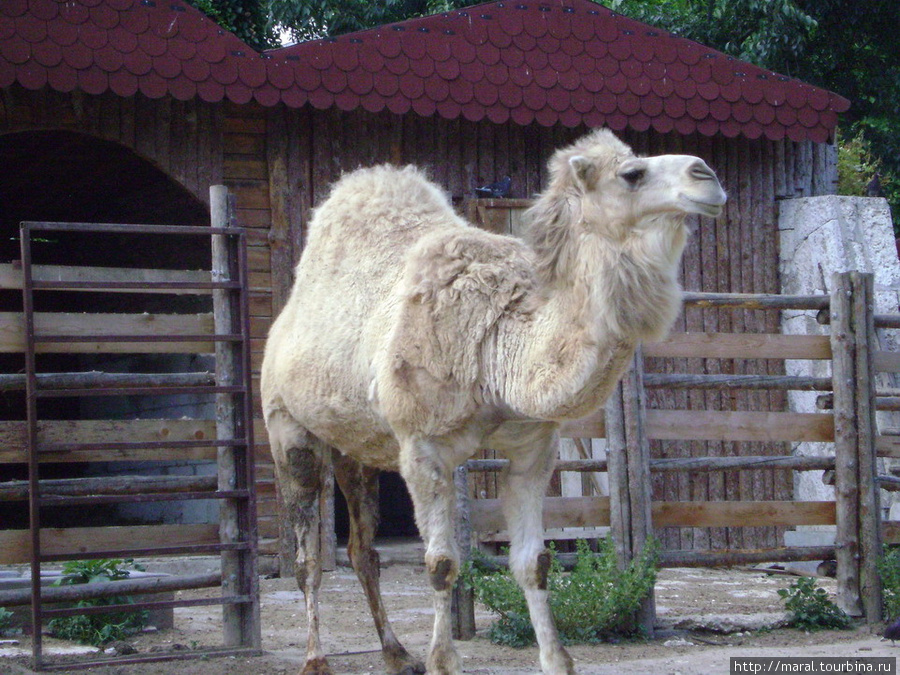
(457, 272), (894, 635)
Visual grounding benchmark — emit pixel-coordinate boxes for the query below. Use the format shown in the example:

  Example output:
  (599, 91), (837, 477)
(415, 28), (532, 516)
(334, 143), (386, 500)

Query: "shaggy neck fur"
(492, 184), (688, 422)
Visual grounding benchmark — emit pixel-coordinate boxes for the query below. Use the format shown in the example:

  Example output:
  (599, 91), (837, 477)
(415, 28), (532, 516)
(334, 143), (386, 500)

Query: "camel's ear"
(568, 155), (596, 190)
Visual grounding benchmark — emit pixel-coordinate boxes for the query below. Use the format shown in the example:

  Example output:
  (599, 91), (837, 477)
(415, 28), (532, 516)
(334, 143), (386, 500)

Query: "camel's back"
(261, 165), (468, 465)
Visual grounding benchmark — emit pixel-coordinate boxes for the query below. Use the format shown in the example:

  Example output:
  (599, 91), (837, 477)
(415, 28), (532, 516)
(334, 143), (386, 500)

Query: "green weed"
(460, 538), (658, 647)
(46, 558), (149, 647)
(777, 576), (851, 631)
(877, 545), (900, 620)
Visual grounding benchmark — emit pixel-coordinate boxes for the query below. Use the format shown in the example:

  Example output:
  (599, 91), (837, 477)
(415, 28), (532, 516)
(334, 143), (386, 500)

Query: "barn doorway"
(0, 130), (213, 530)
(333, 471), (418, 540)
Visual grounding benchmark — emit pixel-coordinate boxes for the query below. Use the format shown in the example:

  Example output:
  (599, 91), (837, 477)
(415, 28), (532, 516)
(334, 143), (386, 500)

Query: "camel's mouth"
(680, 193), (726, 218)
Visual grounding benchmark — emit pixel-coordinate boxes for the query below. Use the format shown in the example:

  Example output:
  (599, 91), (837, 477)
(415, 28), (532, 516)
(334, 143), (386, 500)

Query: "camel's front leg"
(398, 437), (464, 675)
(268, 413), (332, 675)
(501, 425), (576, 675)
(333, 453), (426, 675)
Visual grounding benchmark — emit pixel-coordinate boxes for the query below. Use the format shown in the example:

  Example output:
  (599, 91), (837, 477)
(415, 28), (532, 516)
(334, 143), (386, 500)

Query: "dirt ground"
(2, 555), (898, 675)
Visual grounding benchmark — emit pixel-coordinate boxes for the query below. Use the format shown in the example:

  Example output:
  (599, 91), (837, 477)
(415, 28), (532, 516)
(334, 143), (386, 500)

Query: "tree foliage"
(186, 0), (277, 49)
(611, 0), (900, 219)
(269, 0), (483, 42)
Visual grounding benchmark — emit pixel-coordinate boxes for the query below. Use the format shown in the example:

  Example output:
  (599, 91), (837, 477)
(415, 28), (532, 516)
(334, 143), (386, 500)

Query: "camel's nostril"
(690, 162), (716, 181)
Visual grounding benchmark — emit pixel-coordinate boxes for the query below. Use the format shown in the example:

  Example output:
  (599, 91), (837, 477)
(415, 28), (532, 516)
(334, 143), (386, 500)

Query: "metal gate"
(6, 186), (260, 670)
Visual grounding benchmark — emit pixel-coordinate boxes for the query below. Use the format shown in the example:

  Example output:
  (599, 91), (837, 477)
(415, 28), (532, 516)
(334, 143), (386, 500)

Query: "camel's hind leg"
(499, 425), (576, 675)
(333, 454), (426, 675)
(268, 411), (332, 675)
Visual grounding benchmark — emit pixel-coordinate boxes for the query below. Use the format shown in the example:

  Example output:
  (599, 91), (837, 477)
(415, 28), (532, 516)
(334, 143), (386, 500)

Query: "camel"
(261, 128), (726, 675)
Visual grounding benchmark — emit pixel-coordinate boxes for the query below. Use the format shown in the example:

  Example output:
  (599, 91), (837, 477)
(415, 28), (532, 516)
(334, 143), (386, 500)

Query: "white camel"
(261, 128), (726, 675)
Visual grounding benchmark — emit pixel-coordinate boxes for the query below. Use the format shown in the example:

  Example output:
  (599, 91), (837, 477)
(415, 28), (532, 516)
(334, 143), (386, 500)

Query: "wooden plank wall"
(221, 102), (279, 554)
(0, 87), (837, 553)
(258, 104), (835, 552)
(0, 86), (223, 207)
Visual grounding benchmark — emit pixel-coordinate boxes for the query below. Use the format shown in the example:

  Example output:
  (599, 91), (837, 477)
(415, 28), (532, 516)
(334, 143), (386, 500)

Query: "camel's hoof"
(301, 656), (333, 675)
(385, 647), (426, 675)
(426, 645), (462, 675)
(395, 666), (427, 675)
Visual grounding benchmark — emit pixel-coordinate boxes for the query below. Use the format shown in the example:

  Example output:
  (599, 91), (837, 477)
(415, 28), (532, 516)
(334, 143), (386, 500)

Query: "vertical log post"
(605, 346), (656, 635)
(211, 185), (261, 648)
(851, 272), (882, 621)
(831, 271), (882, 620)
(451, 464), (476, 640)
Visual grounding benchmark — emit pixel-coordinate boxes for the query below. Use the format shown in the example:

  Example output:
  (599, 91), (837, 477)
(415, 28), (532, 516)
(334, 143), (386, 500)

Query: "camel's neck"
(490, 197), (687, 421)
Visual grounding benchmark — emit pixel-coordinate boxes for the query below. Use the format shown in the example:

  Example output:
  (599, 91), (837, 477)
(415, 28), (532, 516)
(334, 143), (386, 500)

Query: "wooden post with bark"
(211, 185), (262, 648)
(831, 271), (882, 621)
(605, 346), (656, 635)
(451, 464), (476, 640)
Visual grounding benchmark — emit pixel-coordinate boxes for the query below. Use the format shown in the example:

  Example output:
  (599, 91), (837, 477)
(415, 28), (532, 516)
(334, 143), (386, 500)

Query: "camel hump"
(375, 228), (537, 436)
(310, 164), (461, 239)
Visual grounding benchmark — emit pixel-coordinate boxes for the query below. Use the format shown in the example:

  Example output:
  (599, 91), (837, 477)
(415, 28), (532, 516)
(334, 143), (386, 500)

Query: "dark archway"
(0, 130), (210, 266)
(0, 130), (213, 529)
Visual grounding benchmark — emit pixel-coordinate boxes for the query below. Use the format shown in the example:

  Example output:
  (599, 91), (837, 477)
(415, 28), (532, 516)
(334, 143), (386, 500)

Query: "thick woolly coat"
(261, 129), (695, 471)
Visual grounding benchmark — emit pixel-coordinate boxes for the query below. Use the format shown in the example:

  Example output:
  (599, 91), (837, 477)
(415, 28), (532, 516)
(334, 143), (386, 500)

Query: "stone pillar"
(779, 196), (899, 543)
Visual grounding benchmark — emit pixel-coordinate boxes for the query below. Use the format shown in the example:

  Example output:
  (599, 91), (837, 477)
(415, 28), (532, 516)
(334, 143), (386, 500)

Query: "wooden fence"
(0, 188), (262, 670)
(455, 271), (895, 634)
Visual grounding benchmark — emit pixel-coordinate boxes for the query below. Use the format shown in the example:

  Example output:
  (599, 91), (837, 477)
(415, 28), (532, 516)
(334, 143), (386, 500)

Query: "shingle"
(1, 0), (849, 142)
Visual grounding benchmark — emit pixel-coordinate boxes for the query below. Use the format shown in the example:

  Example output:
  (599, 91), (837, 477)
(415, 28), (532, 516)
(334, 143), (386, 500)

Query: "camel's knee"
(426, 554), (459, 592)
(511, 548), (553, 590)
(348, 539), (380, 575)
(284, 445), (324, 489)
(295, 557), (321, 594)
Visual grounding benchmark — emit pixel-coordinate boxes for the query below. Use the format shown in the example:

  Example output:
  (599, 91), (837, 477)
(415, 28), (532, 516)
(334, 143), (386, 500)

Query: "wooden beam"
(647, 410), (834, 443)
(466, 454), (835, 474)
(0, 475), (218, 501)
(0, 371), (214, 393)
(0, 525), (219, 564)
(0, 312), (214, 353)
(471, 498), (835, 533)
(0, 263), (211, 294)
(644, 332), (831, 360)
(0, 419), (219, 463)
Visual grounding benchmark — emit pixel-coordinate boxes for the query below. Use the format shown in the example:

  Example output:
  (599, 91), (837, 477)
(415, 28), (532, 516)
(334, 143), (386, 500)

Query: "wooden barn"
(0, 0), (851, 569)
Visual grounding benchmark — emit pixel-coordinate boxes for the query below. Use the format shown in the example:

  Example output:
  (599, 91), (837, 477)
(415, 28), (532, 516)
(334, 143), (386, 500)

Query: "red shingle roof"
(0, 0), (266, 104)
(0, 0), (850, 143)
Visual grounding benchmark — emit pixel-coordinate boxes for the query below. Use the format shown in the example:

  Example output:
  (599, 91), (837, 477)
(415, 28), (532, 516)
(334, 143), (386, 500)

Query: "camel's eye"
(620, 167), (645, 187)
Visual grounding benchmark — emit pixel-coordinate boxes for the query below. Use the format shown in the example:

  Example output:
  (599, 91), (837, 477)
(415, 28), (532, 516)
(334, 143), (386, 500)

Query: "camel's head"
(553, 129), (727, 234)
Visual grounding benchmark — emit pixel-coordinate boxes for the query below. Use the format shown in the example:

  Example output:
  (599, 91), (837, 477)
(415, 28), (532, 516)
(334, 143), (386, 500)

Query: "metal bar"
(39, 542), (251, 563)
(20, 221), (245, 237)
(30, 279), (241, 291)
(38, 439), (246, 453)
(20, 223), (44, 669)
(38, 489), (251, 506)
(38, 647), (262, 672)
(41, 594), (253, 619)
(31, 333), (242, 343)
(35, 385), (244, 398)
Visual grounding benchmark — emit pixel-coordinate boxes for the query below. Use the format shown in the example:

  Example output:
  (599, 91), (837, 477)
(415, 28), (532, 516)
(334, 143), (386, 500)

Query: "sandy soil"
(2, 561), (897, 675)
